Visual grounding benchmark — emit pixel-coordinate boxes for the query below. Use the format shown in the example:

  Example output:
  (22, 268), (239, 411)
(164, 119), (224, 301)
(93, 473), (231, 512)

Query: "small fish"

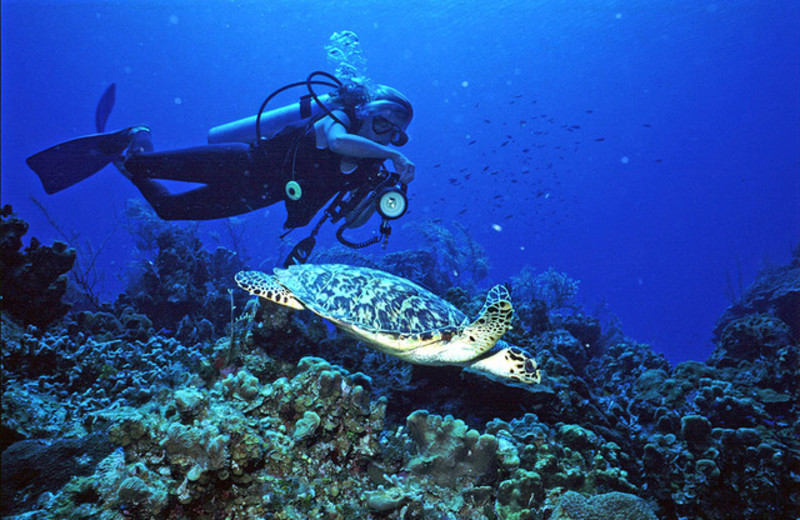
(595, 137), (606, 142)
(433, 163), (442, 168)
(469, 140), (477, 145)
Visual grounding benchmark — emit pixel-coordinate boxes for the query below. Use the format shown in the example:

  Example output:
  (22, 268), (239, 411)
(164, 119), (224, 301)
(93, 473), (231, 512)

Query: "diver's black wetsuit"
(123, 125), (382, 225)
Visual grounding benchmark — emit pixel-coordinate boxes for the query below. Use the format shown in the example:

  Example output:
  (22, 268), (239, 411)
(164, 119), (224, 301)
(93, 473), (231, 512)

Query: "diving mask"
(357, 99), (411, 146)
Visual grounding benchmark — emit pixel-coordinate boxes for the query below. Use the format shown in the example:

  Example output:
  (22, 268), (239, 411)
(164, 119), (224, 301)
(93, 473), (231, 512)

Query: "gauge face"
(285, 181), (302, 201)
(377, 189), (407, 219)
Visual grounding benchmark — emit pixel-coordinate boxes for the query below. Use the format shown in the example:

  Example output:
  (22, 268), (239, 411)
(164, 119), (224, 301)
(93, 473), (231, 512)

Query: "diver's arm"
(321, 115), (416, 184)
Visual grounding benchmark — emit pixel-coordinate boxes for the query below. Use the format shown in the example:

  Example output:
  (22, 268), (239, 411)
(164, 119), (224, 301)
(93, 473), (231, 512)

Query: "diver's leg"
(121, 140), (277, 220)
(130, 179), (274, 220)
(122, 142), (253, 183)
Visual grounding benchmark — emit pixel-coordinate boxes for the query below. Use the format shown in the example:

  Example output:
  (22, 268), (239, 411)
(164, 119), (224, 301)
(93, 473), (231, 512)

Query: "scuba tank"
(207, 94), (333, 145)
(207, 71), (368, 145)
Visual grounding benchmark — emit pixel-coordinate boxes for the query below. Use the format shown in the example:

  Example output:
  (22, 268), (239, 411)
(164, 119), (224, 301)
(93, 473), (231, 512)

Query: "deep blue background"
(3, 1), (799, 364)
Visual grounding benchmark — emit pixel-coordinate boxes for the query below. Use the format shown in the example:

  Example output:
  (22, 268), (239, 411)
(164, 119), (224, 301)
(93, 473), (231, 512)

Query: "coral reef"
(1, 433), (115, 515)
(121, 202), (248, 340)
(714, 243), (800, 339)
(1, 208), (798, 519)
(403, 219), (490, 292)
(122, 225), (245, 337)
(1, 205), (76, 328)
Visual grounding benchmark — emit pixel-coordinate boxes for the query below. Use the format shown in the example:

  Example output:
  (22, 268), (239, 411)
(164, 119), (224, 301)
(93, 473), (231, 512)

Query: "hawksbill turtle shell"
(235, 264), (541, 385)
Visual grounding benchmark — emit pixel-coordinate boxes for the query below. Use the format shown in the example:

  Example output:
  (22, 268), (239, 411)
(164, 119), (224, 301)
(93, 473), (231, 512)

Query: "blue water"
(2, 0), (798, 365)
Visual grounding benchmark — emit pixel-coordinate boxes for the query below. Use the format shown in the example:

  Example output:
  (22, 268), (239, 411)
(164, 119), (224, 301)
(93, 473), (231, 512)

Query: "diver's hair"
(371, 84), (414, 123)
(330, 82), (370, 109)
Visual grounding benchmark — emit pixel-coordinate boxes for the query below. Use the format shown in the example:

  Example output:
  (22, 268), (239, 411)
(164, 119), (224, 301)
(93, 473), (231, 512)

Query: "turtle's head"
(463, 341), (541, 386)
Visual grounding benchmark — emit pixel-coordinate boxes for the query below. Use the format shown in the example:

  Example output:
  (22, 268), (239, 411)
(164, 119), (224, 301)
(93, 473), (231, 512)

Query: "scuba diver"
(26, 72), (415, 265)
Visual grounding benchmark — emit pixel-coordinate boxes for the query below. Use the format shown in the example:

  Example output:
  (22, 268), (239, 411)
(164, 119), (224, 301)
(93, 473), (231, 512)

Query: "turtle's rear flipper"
(235, 270), (305, 310)
(463, 285), (515, 355)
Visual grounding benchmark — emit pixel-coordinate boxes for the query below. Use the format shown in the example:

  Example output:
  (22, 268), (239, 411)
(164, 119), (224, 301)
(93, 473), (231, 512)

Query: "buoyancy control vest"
(257, 120), (383, 229)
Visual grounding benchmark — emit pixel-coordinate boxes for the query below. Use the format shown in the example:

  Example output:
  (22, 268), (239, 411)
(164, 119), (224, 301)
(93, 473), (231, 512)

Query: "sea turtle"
(235, 264), (541, 385)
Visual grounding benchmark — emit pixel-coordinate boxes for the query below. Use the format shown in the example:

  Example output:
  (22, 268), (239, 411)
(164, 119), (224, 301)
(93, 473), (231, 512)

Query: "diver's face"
(363, 113), (409, 146)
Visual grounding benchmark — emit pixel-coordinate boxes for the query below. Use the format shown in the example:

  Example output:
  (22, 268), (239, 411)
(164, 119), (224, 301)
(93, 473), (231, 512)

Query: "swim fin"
(95, 83), (116, 133)
(283, 236), (316, 267)
(26, 129), (133, 194)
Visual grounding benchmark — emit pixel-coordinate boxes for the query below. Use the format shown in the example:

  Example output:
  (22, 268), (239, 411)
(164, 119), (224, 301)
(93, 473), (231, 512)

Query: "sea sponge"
(495, 468), (544, 518)
(681, 414), (712, 448)
(558, 424), (599, 452)
(174, 387), (207, 419)
(222, 369), (261, 401)
(405, 410), (504, 487)
(117, 476), (151, 506)
(293, 410), (321, 442)
(363, 486), (413, 514)
(550, 490), (658, 520)
(713, 313), (792, 366)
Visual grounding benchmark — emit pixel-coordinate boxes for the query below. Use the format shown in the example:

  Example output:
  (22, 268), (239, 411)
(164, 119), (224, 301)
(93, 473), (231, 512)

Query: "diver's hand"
(391, 153), (416, 184)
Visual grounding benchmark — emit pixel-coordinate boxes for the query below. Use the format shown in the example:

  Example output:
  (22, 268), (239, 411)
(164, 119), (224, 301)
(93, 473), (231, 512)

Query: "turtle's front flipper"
(235, 270), (305, 310)
(462, 285), (515, 356)
(464, 341), (542, 385)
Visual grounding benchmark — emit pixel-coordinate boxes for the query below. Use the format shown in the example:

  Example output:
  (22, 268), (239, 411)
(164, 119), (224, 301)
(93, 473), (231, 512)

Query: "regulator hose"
(255, 72), (342, 142)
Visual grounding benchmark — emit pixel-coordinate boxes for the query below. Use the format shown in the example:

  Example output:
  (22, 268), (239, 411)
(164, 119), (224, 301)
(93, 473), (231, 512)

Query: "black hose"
(255, 74), (341, 142)
(336, 225), (383, 249)
(334, 174), (398, 249)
